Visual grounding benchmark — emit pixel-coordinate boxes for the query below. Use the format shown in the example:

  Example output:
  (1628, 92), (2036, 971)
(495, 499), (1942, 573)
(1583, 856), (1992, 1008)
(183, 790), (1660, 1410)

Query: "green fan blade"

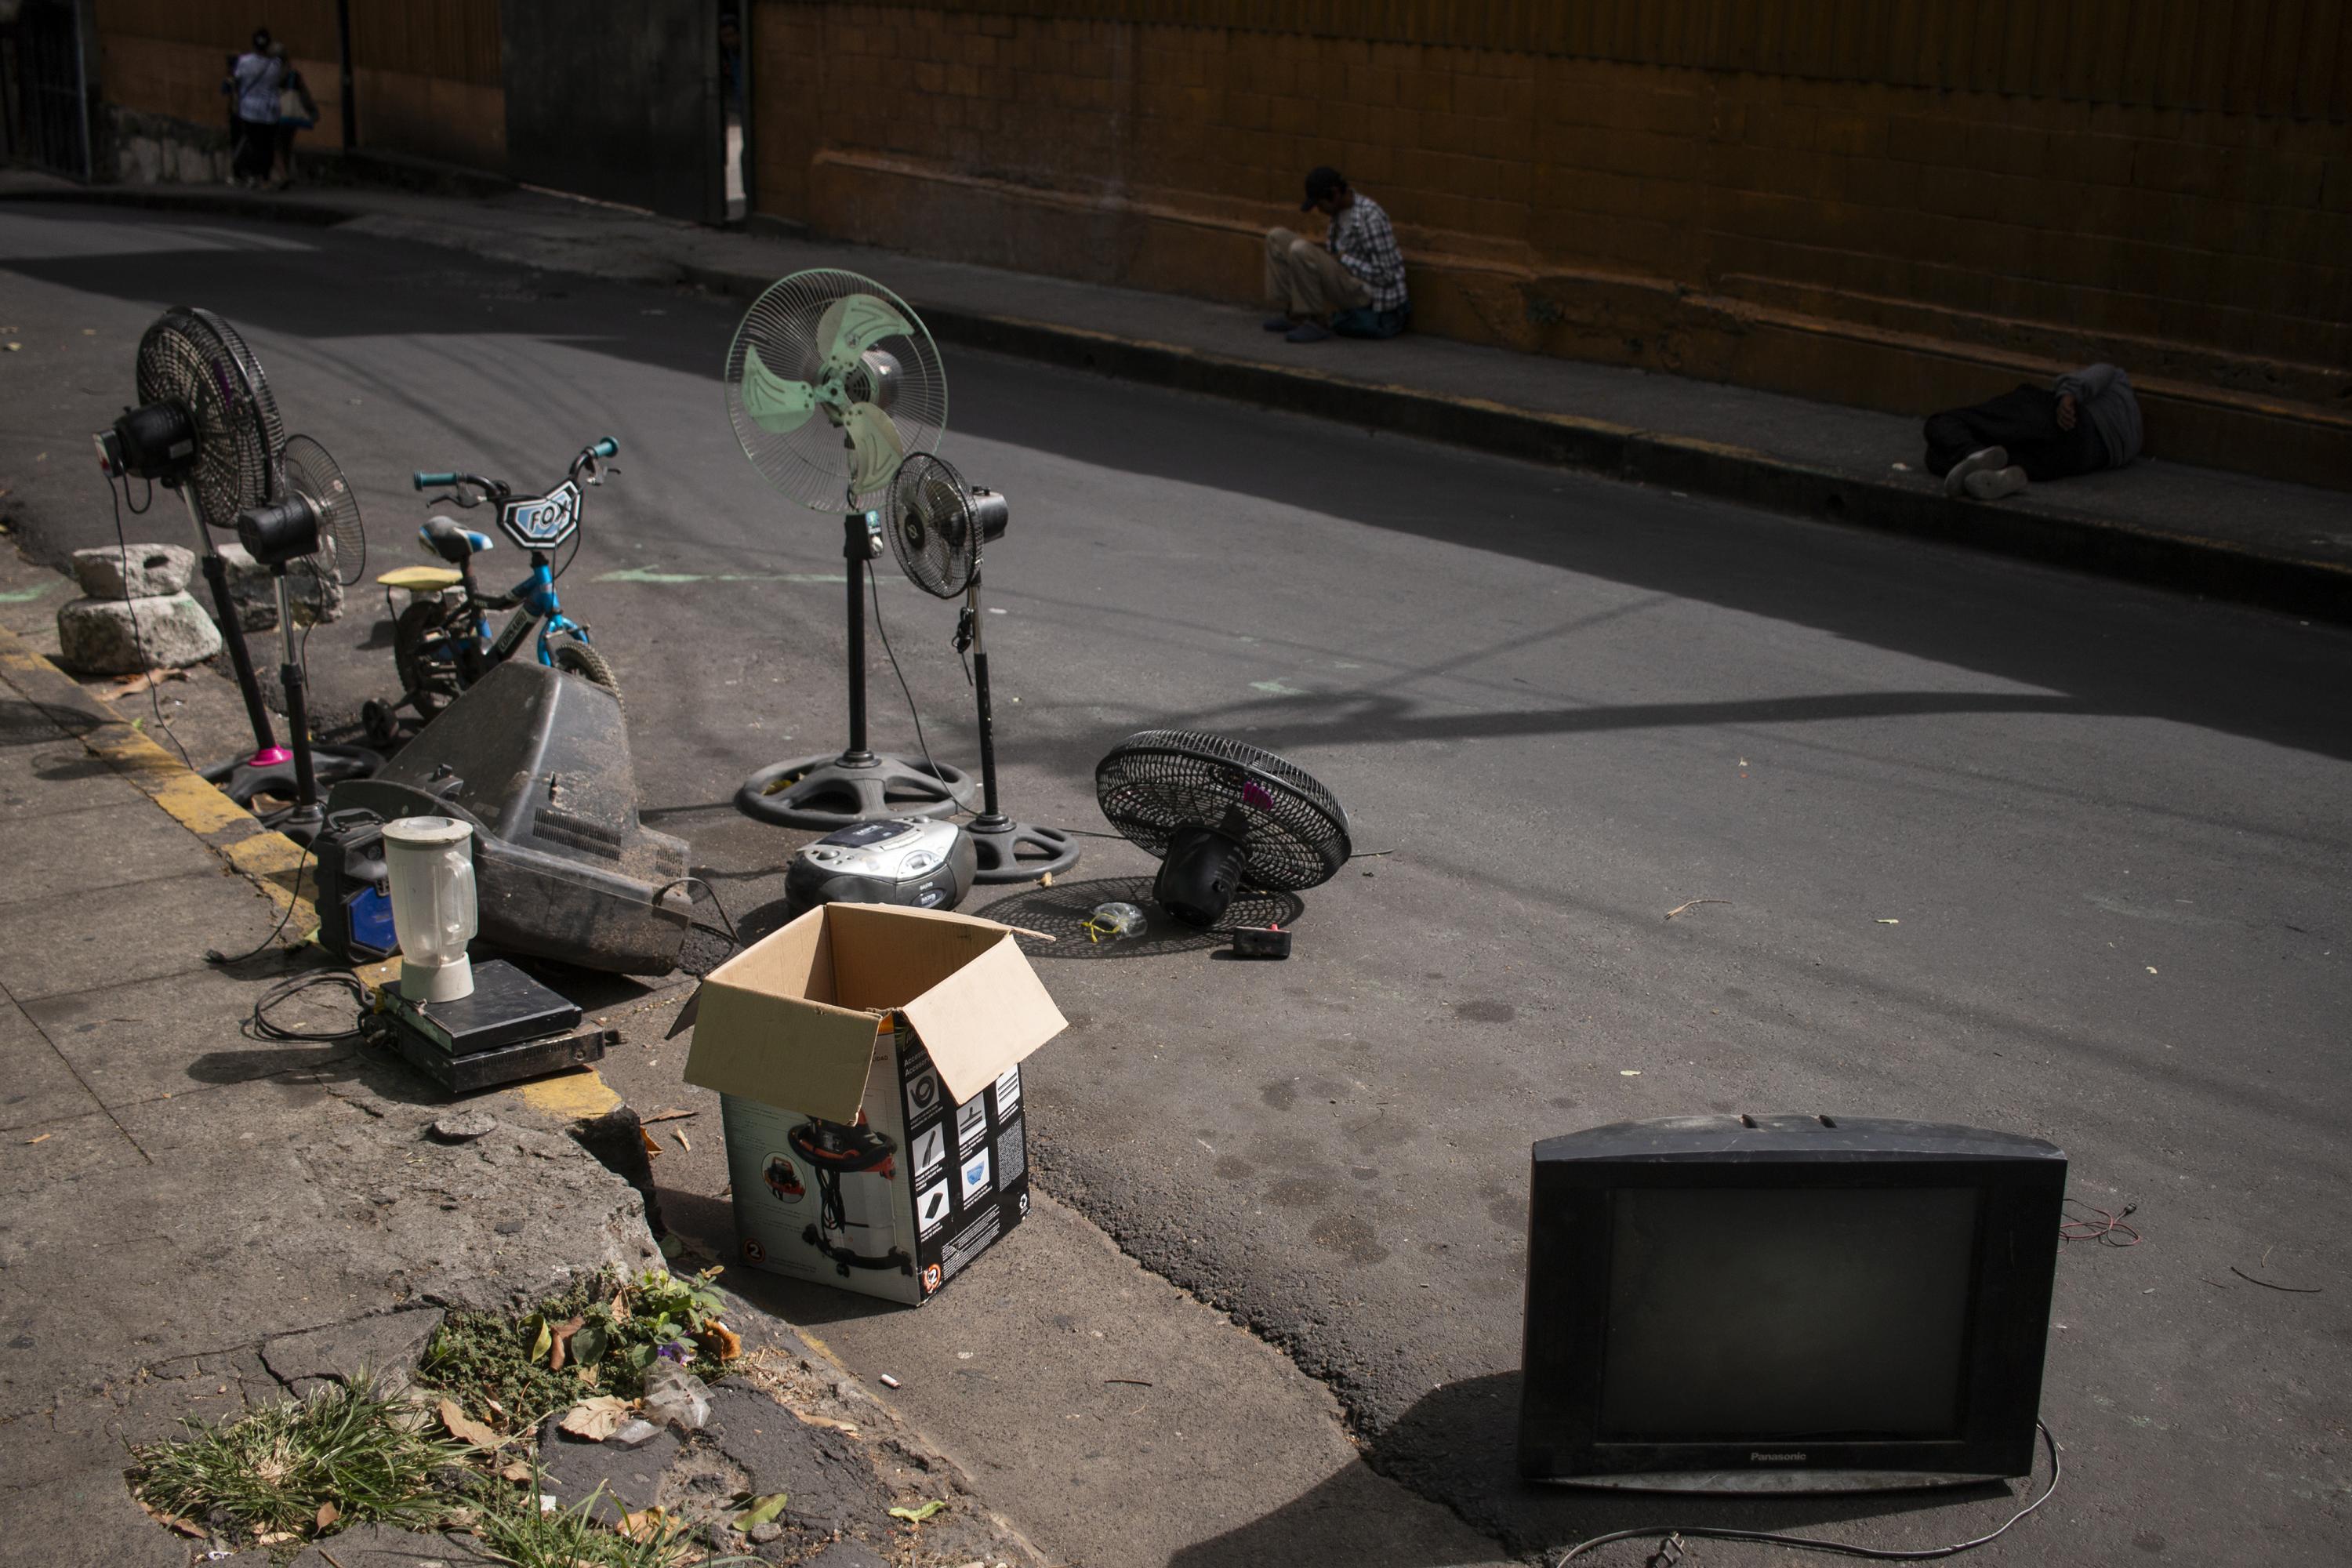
(741, 343), (820, 434)
(818, 294), (915, 381)
(841, 401), (906, 494)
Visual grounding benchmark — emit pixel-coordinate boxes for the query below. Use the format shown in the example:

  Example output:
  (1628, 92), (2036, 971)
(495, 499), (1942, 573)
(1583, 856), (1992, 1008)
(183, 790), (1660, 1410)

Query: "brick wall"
(749, 1), (2351, 485)
(93, 0), (506, 171)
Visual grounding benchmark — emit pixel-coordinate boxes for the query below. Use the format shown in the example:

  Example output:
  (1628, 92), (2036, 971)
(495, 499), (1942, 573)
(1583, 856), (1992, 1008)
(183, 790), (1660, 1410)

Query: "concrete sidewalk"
(0, 618), (657, 1563)
(0, 621), (1059, 1568)
(5, 169), (2347, 623)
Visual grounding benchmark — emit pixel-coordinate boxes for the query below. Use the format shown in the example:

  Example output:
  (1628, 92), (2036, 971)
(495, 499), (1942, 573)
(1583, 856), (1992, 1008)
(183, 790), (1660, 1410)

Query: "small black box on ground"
(373, 959), (614, 1093)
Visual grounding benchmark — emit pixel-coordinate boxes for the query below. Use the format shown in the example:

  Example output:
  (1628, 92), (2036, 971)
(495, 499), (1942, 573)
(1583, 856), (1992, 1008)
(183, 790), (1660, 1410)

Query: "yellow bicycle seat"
(377, 565), (463, 593)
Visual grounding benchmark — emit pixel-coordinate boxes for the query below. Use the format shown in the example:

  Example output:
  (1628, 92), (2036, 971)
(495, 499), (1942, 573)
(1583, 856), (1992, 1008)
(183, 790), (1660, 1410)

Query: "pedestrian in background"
(1262, 165), (1411, 345)
(1926, 363), (2145, 501)
(269, 42), (319, 190)
(223, 27), (285, 188)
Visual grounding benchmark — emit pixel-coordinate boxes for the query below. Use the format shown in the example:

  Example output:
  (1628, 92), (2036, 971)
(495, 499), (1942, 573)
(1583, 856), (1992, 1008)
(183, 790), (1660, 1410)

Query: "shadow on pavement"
(1173, 1370), (2031, 1567)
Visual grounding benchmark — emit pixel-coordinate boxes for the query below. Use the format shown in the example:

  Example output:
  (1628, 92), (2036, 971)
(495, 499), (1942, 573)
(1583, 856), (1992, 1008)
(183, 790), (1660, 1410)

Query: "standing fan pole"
(180, 485), (285, 767)
(840, 509), (877, 764)
(274, 573), (320, 827)
(969, 589), (1000, 820)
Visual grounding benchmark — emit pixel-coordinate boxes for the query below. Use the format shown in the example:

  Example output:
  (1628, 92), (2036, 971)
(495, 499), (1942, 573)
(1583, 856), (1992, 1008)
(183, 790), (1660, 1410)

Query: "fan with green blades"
(724, 270), (975, 828)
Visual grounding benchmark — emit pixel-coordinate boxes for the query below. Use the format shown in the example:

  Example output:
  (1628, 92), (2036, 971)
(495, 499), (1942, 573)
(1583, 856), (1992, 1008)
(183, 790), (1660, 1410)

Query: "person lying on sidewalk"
(1926, 363), (2144, 501)
(1262, 166), (1411, 344)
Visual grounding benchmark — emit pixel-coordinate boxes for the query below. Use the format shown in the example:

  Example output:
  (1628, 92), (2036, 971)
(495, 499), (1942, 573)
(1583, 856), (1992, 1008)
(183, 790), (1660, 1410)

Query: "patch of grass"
(129, 1377), (465, 1551)
(416, 1267), (735, 1436)
(474, 1484), (706, 1568)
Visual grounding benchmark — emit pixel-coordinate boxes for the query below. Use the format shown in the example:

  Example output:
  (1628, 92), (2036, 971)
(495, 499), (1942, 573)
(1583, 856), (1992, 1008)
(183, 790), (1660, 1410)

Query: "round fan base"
(736, 750), (977, 829)
(201, 744), (379, 811)
(967, 814), (1082, 884)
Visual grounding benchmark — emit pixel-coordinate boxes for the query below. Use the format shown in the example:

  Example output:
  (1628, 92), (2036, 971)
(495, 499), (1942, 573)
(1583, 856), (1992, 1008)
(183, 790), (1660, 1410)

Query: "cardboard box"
(677, 903), (1066, 1304)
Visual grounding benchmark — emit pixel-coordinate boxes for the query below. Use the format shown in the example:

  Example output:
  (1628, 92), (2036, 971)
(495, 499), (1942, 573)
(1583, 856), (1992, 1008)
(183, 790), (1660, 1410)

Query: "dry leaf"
(530, 1320), (552, 1363)
(24, 1134), (50, 1145)
(316, 1501), (339, 1531)
(557, 1395), (629, 1441)
(548, 1316), (584, 1371)
(608, 1291), (630, 1323)
(160, 1512), (207, 1540)
(639, 1127), (660, 1157)
(888, 1500), (946, 1523)
(641, 1108), (697, 1124)
(577, 1363), (600, 1388)
(437, 1396), (500, 1450)
(501, 1461), (534, 1483)
(672, 1129), (692, 1153)
(697, 1320), (742, 1362)
(735, 1493), (789, 1530)
(797, 1414), (858, 1434)
(618, 1506), (670, 1543)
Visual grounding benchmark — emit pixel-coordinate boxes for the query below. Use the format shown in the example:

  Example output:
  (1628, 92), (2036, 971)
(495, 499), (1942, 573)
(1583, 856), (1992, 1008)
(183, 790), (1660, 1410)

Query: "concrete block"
(54, 592), (222, 674)
(71, 543), (194, 601)
(216, 542), (347, 631)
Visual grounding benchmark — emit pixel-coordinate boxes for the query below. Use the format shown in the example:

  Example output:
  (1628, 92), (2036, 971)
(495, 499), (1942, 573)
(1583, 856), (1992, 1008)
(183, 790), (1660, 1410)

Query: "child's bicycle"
(362, 437), (622, 744)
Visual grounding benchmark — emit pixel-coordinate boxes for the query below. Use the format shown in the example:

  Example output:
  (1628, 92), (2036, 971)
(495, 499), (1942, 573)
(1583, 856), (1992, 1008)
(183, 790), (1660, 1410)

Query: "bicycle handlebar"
(412, 470), (459, 490)
(588, 437), (619, 460)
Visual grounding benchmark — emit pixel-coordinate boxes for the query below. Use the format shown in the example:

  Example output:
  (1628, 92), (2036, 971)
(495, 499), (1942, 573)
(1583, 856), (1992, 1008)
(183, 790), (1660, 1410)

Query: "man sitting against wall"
(1262, 166), (1411, 344)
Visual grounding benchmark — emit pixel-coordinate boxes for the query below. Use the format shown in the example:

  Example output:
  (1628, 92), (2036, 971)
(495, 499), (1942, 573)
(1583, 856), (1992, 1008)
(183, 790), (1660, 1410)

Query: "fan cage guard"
(724, 270), (947, 513)
(135, 307), (282, 530)
(1095, 729), (1351, 892)
(888, 452), (978, 599)
(278, 433), (368, 589)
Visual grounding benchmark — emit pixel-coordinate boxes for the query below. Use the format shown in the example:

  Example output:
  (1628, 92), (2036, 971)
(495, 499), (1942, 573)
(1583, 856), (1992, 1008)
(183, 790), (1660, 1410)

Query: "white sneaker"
(1962, 465), (2029, 502)
(1943, 446), (2008, 498)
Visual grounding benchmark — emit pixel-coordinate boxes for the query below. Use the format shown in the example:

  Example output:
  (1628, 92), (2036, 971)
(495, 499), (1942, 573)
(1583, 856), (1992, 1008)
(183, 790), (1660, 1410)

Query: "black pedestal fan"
(94, 307), (375, 806)
(884, 453), (1079, 883)
(723, 271), (976, 829)
(231, 435), (370, 846)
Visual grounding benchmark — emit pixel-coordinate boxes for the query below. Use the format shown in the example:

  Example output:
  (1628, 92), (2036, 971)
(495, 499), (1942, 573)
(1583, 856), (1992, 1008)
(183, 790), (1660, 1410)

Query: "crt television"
(1519, 1115), (2063, 1492)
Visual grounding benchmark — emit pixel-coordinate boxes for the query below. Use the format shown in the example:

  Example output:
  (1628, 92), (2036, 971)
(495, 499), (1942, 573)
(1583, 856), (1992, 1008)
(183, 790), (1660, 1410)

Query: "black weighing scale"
(365, 959), (616, 1094)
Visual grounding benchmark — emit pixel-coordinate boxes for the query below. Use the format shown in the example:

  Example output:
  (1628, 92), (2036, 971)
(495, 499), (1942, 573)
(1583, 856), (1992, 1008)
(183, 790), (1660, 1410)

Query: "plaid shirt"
(1327, 194), (1408, 311)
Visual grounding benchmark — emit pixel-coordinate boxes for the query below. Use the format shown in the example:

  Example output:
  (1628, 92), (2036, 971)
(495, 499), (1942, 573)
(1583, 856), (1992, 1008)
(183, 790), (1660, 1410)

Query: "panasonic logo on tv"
(1748, 1451), (1807, 1463)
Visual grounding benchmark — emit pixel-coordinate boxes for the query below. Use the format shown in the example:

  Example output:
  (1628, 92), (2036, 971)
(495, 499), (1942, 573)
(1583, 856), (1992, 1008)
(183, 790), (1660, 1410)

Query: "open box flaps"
(677, 903), (1067, 1122)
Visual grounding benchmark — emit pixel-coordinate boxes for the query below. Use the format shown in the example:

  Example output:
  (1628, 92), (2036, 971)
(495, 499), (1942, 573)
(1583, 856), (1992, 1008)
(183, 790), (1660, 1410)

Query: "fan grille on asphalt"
(135, 306), (282, 529)
(724, 269), (946, 512)
(1094, 729), (1352, 891)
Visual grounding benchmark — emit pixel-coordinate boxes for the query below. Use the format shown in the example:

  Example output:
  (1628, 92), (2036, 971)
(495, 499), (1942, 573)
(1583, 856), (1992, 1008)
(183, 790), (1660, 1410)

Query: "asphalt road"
(4, 204), (2349, 1566)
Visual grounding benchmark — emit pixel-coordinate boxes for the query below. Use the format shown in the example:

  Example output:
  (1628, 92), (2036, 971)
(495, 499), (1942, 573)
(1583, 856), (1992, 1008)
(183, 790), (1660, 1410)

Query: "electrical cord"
(104, 472), (197, 771)
(205, 842), (314, 965)
(243, 971), (369, 1042)
(866, 565), (942, 786)
(1553, 1421), (2062, 1565)
(653, 875), (742, 954)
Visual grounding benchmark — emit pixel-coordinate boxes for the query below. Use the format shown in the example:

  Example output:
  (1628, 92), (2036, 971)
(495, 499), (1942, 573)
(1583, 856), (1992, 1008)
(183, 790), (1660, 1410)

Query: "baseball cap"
(1301, 166), (1345, 210)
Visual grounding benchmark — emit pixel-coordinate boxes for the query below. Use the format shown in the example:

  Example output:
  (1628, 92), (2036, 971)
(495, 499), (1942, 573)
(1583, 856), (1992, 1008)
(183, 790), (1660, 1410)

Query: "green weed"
(129, 1377), (465, 1550)
(416, 1267), (734, 1435)
(473, 1483), (711, 1568)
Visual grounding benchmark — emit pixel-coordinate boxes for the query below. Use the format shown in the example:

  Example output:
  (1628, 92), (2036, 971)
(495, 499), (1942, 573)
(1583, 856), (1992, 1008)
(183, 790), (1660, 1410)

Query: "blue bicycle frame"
(481, 554), (590, 668)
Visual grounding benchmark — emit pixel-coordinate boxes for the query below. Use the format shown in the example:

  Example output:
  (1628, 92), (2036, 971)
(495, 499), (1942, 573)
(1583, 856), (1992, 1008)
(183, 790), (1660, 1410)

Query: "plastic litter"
(1083, 902), (1146, 943)
(643, 1361), (712, 1431)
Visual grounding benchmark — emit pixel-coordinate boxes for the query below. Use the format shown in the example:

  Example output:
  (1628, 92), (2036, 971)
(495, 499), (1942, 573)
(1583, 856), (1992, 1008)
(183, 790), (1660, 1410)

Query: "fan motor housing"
(234, 494), (324, 568)
(1156, 822), (1249, 927)
(107, 402), (198, 480)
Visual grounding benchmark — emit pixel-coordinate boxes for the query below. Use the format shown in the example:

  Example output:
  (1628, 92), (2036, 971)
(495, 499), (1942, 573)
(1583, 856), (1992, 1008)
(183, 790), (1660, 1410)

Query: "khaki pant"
(1265, 227), (1372, 318)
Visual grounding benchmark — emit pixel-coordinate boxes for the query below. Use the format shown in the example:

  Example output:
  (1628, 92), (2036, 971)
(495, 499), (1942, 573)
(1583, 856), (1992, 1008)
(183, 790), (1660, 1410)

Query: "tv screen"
(1519, 1116), (2063, 1492)
(1601, 1186), (1979, 1441)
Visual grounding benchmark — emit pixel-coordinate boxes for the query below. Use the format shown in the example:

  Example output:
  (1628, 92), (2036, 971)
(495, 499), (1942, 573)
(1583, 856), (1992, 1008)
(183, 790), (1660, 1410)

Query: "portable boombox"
(784, 818), (975, 914)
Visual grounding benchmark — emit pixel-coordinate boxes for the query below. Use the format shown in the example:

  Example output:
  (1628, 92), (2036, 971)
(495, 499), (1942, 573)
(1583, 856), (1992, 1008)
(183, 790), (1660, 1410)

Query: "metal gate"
(498, 0), (722, 223)
(9, 0), (93, 180)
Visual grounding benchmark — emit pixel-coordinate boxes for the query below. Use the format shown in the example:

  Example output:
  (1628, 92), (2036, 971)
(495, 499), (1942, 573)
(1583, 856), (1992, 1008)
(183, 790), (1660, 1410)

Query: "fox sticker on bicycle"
(499, 479), (583, 550)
